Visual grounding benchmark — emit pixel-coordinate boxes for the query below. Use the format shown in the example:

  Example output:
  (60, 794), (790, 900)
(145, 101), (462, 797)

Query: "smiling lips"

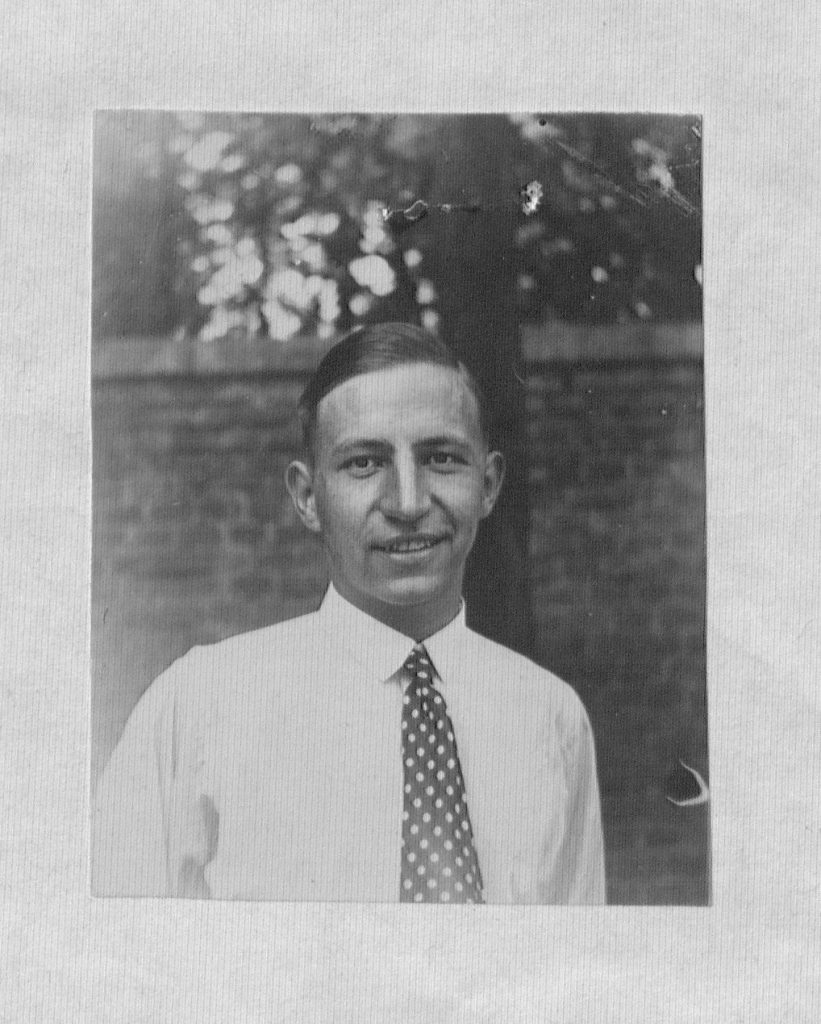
(375, 535), (447, 554)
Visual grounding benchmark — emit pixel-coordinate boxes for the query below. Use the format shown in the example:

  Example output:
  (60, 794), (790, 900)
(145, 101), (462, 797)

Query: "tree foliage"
(93, 112), (702, 342)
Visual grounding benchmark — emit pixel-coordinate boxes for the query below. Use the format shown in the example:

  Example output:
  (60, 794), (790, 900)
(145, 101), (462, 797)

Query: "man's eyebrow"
(415, 435), (472, 451)
(331, 438), (393, 456)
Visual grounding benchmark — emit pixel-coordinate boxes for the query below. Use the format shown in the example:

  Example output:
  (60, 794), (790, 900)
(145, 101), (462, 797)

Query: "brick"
(233, 572), (275, 600)
(229, 523), (265, 545)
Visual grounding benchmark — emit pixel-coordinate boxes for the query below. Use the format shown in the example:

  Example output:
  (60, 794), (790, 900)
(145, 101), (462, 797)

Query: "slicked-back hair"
(297, 322), (491, 457)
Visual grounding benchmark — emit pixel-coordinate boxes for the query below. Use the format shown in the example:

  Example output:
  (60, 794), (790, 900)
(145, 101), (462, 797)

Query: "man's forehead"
(315, 363), (481, 438)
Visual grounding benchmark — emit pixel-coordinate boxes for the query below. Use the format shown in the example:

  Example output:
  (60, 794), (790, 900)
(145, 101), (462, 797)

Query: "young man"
(92, 322), (605, 903)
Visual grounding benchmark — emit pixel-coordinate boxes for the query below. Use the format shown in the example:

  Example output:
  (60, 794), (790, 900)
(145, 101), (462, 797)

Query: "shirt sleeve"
(547, 696), (607, 905)
(91, 676), (176, 897)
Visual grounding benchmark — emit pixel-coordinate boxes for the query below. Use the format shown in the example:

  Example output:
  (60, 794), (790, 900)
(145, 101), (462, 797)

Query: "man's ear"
(285, 460), (322, 534)
(480, 450), (506, 518)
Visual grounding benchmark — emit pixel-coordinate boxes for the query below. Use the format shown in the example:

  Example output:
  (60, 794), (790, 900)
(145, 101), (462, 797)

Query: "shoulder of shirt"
(143, 608), (322, 706)
(197, 609), (321, 661)
(461, 626), (589, 722)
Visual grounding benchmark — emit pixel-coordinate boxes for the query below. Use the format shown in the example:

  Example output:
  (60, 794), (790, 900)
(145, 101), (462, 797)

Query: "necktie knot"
(403, 645), (442, 718)
(404, 643), (432, 677)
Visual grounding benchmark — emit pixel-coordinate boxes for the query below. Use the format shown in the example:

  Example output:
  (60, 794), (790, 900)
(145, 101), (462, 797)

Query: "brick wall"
(92, 324), (708, 903)
(524, 350), (708, 903)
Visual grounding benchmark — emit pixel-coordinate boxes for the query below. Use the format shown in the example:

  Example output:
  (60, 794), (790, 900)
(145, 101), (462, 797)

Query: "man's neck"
(332, 583), (462, 642)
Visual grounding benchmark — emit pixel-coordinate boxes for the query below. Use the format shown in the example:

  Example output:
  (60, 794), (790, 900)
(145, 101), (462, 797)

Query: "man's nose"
(381, 459), (430, 521)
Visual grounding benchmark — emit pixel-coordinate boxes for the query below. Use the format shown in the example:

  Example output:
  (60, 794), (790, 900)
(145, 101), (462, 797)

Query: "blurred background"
(92, 112), (708, 904)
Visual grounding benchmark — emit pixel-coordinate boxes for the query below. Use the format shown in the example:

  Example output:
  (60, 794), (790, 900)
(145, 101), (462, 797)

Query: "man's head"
(286, 322), (505, 638)
(296, 322), (492, 458)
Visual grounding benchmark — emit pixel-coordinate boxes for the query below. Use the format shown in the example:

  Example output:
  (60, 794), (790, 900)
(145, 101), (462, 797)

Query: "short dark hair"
(297, 321), (491, 454)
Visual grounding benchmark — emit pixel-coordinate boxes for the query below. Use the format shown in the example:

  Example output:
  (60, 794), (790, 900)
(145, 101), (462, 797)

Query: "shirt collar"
(315, 584), (470, 685)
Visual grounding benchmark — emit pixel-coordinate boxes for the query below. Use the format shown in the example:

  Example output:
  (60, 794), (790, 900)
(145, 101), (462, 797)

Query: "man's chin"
(364, 564), (465, 610)
(374, 578), (443, 607)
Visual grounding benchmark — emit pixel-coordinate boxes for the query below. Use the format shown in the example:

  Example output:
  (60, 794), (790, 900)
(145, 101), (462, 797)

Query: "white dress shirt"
(92, 585), (606, 903)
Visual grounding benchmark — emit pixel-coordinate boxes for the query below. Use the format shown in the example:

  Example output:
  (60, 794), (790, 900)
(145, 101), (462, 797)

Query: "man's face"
(287, 362), (504, 634)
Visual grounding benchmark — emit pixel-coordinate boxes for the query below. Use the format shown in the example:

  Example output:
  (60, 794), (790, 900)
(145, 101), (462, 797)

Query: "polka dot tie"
(400, 644), (484, 904)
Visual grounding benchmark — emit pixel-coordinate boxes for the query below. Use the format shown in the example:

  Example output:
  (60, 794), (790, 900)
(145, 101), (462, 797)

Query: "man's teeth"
(384, 538), (439, 552)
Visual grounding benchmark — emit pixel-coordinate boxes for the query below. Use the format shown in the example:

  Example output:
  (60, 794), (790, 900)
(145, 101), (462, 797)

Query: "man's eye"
(428, 452), (460, 467)
(344, 456), (380, 473)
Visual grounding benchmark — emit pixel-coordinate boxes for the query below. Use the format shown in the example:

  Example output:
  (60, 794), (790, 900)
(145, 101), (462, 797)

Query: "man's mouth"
(375, 535), (446, 554)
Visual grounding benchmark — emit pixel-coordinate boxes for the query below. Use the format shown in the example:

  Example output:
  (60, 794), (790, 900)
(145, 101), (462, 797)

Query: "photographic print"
(91, 112), (708, 904)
